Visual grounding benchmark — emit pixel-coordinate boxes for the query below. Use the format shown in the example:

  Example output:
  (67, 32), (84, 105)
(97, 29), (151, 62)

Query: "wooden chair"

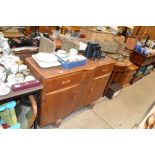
(39, 36), (56, 53)
(125, 37), (138, 51)
(61, 37), (79, 52)
(27, 95), (37, 129)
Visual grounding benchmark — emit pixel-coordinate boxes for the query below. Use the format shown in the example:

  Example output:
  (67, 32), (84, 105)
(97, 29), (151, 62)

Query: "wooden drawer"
(81, 69), (95, 82)
(45, 71), (83, 93)
(93, 64), (114, 78)
(121, 72), (134, 87)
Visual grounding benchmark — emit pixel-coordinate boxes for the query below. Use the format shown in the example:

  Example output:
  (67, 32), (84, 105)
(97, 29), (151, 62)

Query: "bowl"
(57, 50), (67, 58)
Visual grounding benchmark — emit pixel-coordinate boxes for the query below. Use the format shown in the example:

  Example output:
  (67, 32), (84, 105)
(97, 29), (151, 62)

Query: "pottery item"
(11, 64), (19, 74)
(15, 73), (24, 83)
(24, 75), (35, 82)
(57, 50), (67, 58)
(0, 83), (10, 96)
(69, 48), (78, 59)
(16, 60), (23, 65)
(18, 64), (27, 73)
(21, 69), (31, 76)
(2, 38), (11, 55)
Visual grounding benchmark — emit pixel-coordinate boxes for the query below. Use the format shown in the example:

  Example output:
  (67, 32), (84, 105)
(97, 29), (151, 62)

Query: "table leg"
(34, 118), (38, 129)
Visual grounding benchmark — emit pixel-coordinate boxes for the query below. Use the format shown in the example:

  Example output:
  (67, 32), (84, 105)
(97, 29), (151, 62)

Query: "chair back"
(61, 37), (79, 52)
(125, 37), (138, 50)
(39, 36), (56, 53)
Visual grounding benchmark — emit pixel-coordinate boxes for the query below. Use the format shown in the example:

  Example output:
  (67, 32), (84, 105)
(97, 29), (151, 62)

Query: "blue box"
(60, 58), (87, 69)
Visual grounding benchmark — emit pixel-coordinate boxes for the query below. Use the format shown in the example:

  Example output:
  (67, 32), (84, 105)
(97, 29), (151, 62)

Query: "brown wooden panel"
(39, 85), (79, 127)
(94, 64), (114, 78)
(45, 71), (83, 93)
(76, 81), (93, 110)
(26, 56), (115, 128)
(81, 69), (95, 82)
(92, 74), (111, 102)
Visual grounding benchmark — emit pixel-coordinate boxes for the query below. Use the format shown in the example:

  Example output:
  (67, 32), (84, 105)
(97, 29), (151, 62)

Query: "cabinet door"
(39, 85), (79, 127)
(75, 81), (93, 110)
(91, 74), (111, 102)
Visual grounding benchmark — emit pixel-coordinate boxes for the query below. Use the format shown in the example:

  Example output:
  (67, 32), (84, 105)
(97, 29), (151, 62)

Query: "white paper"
(79, 42), (87, 51)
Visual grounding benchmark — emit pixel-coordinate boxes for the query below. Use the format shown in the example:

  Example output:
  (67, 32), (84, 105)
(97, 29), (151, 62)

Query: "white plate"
(32, 55), (61, 68)
(35, 52), (58, 63)
(0, 86), (10, 96)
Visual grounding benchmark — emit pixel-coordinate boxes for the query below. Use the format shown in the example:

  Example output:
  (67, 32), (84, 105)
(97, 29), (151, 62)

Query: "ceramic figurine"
(0, 66), (6, 82)
(6, 74), (16, 87)
(18, 64), (27, 73)
(15, 73), (24, 83)
(2, 38), (10, 55)
(21, 69), (30, 76)
(24, 75), (35, 82)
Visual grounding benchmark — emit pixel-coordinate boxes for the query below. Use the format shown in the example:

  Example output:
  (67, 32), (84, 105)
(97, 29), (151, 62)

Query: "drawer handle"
(62, 80), (71, 85)
(102, 69), (108, 72)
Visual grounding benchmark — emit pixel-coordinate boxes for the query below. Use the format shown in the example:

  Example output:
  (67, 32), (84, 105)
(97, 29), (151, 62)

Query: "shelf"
(130, 72), (151, 84)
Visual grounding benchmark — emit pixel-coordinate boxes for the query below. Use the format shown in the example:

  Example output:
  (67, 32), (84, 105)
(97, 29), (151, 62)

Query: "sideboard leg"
(88, 102), (95, 109)
(53, 119), (62, 128)
(34, 118), (38, 129)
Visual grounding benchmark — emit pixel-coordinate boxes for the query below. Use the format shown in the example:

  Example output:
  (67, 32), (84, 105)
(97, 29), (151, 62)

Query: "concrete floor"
(42, 71), (155, 129)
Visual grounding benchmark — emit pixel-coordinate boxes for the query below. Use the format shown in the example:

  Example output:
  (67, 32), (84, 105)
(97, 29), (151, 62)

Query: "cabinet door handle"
(90, 84), (93, 92)
(62, 80), (71, 85)
(102, 68), (108, 72)
(72, 90), (77, 103)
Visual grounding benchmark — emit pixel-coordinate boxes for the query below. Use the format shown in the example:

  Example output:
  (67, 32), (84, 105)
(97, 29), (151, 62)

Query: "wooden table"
(12, 47), (38, 63)
(4, 32), (25, 38)
(0, 85), (43, 102)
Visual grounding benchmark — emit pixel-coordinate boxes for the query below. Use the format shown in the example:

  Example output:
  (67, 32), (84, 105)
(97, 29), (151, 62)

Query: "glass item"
(69, 48), (78, 59)
(5, 101), (17, 126)
(2, 38), (10, 55)
(0, 101), (17, 126)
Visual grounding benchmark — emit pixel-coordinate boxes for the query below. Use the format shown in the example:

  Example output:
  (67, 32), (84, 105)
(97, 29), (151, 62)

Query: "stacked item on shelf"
(0, 54), (38, 96)
(15, 96), (33, 129)
(134, 66), (146, 77)
(0, 98), (35, 129)
(32, 52), (61, 68)
(0, 101), (20, 129)
(32, 48), (87, 70)
(55, 48), (87, 69)
(144, 65), (154, 75)
(135, 41), (155, 56)
(134, 65), (153, 77)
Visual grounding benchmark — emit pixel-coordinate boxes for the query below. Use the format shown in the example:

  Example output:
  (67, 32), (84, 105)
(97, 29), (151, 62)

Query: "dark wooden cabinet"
(130, 51), (155, 66)
(105, 59), (138, 88)
(130, 51), (155, 84)
(26, 57), (115, 127)
(13, 49), (38, 63)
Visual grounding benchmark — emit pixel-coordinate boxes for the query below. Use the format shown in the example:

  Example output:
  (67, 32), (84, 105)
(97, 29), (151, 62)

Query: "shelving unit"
(130, 51), (155, 84)
(0, 85), (43, 129)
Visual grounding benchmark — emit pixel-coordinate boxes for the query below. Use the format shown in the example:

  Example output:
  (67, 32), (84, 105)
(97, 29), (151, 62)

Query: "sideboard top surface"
(26, 56), (116, 79)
